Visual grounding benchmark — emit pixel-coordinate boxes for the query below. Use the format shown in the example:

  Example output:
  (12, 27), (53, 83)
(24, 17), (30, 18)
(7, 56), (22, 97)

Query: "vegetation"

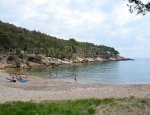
(0, 20), (119, 60)
(0, 98), (113, 115)
(96, 97), (150, 115)
(127, 0), (150, 15)
(0, 98), (149, 115)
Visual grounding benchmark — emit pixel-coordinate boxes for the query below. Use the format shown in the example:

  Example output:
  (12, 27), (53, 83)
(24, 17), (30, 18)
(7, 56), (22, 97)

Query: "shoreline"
(0, 53), (133, 69)
(0, 71), (150, 103)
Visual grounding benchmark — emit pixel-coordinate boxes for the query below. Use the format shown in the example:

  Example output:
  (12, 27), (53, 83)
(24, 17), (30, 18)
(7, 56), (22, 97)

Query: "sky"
(0, 0), (150, 58)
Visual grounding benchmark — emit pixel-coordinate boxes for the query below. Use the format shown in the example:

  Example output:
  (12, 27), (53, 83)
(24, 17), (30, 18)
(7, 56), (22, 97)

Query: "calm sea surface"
(6, 58), (150, 84)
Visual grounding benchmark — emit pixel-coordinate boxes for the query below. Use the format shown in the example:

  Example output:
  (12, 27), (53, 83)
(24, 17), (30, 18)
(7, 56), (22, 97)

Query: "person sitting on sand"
(13, 72), (19, 79)
(9, 73), (14, 78)
(24, 73), (29, 80)
(7, 73), (16, 82)
(16, 74), (29, 82)
(18, 75), (23, 80)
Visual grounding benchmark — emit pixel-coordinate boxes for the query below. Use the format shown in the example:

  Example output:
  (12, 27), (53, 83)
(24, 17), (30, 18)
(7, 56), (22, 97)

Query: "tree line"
(0, 20), (119, 60)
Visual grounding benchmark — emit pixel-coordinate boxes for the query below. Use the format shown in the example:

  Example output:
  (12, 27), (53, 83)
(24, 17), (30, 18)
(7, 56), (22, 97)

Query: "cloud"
(117, 36), (150, 58)
(0, 0), (150, 57)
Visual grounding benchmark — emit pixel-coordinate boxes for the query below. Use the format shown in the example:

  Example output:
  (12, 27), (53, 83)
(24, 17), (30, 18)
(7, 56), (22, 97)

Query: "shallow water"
(5, 58), (150, 84)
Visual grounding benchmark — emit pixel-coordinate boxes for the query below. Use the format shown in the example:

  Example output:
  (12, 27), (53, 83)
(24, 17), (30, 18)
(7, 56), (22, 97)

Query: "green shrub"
(7, 55), (15, 61)
(0, 56), (2, 62)
(27, 56), (35, 62)
(16, 48), (21, 55)
(18, 53), (25, 59)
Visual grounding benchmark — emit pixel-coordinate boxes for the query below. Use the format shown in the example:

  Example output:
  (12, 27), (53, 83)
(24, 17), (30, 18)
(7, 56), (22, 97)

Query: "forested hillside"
(0, 20), (119, 59)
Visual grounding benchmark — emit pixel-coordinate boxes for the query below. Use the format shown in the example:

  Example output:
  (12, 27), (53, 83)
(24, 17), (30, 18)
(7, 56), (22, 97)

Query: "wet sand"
(0, 70), (150, 103)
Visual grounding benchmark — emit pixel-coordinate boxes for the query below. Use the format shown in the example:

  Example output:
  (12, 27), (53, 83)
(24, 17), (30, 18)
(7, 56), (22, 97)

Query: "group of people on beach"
(7, 72), (29, 83)
(49, 70), (77, 83)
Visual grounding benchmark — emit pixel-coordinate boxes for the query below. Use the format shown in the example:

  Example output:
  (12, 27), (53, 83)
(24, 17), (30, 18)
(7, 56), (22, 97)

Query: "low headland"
(0, 20), (133, 69)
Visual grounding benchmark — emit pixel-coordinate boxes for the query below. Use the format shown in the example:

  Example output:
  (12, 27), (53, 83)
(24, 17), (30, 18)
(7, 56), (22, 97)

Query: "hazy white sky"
(0, 0), (150, 58)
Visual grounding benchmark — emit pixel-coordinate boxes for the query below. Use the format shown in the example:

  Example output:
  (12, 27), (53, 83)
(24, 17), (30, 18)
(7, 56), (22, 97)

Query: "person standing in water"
(74, 74), (77, 83)
(49, 71), (52, 77)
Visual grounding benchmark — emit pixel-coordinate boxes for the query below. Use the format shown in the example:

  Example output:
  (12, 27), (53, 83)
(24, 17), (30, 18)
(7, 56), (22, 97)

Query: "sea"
(5, 58), (150, 84)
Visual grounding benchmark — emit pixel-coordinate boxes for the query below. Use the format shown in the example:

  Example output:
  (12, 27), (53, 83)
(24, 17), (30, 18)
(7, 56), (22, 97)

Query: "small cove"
(5, 58), (150, 84)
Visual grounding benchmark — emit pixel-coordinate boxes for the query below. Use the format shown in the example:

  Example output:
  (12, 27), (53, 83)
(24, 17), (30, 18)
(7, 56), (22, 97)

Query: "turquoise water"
(25, 58), (150, 84)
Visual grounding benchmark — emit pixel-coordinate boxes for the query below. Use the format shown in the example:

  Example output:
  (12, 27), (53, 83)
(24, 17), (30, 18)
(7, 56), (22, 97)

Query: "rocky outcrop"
(72, 57), (107, 63)
(0, 54), (133, 69)
(26, 61), (42, 67)
(109, 55), (133, 61)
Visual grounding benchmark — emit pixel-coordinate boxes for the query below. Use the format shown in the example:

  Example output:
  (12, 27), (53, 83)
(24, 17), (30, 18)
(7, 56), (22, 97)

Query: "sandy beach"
(0, 70), (150, 103)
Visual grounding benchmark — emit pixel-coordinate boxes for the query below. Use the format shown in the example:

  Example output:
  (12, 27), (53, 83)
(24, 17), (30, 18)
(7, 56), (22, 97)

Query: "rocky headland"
(0, 52), (133, 69)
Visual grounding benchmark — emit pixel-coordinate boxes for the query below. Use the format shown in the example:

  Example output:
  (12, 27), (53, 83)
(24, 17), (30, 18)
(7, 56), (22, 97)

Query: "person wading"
(74, 74), (77, 83)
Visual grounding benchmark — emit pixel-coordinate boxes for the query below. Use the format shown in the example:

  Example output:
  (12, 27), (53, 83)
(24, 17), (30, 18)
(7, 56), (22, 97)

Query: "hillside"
(0, 20), (119, 60)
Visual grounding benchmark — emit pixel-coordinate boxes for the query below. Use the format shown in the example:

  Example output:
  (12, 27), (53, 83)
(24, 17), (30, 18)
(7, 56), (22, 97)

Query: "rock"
(95, 57), (106, 61)
(109, 56), (134, 61)
(20, 63), (28, 68)
(26, 61), (42, 67)
(0, 63), (5, 69)
(0, 53), (133, 69)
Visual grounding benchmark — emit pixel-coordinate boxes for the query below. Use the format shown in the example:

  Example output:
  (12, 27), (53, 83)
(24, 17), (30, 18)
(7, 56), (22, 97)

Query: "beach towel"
(16, 77), (28, 83)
